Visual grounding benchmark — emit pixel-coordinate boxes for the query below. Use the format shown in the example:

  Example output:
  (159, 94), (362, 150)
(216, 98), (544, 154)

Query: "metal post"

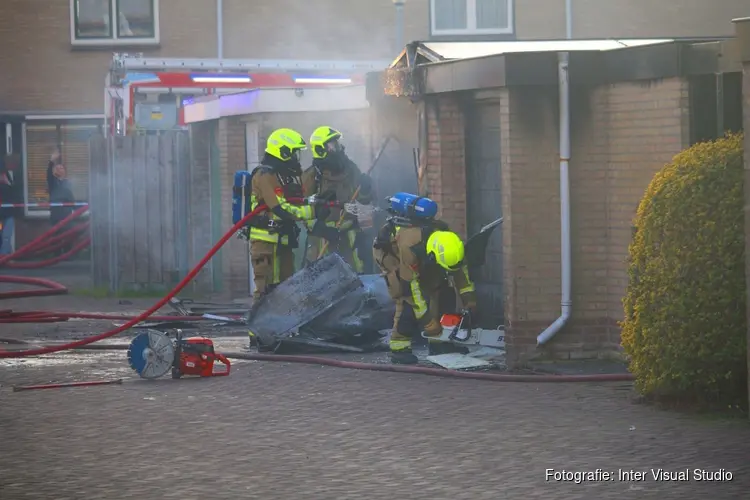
(393, 0), (405, 52)
(715, 72), (725, 138)
(217, 0), (224, 59)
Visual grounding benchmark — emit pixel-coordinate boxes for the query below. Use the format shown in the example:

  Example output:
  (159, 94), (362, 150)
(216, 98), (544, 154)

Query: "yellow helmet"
(426, 231), (465, 271)
(265, 128), (307, 161)
(310, 126), (343, 159)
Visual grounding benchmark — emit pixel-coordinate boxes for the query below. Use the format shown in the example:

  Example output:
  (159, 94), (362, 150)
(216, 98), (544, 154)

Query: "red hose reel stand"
(127, 329), (230, 380)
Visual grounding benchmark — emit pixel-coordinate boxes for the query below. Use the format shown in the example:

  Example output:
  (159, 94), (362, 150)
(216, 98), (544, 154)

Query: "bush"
(621, 133), (748, 409)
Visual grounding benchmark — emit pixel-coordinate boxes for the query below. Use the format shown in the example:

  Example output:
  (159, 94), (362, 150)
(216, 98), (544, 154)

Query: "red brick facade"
(404, 78), (691, 366)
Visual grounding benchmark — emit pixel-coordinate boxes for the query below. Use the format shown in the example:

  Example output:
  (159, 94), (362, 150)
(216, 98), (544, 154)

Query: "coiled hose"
(0, 200), (635, 383)
(0, 206), (90, 300)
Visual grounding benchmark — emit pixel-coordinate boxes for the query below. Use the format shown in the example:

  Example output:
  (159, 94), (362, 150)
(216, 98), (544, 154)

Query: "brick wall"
(499, 86), (562, 361)
(498, 78), (690, 365)
(424, 96), (468, 237)
(407, 77), (691, 366)
(603, 79), (690, 322)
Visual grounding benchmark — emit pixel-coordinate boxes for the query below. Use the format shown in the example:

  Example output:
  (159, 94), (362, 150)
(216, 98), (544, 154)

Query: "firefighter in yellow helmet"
(248, 128), (324, 301)
(373, 222), (477, 364)
(301, 126), (374, 273)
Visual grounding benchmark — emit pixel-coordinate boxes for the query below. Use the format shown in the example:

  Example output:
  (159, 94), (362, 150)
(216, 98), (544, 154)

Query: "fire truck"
(104, 53), (389, 136)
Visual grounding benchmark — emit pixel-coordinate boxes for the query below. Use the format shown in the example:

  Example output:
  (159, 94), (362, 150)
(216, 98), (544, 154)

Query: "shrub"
(621, 133), (748, 409)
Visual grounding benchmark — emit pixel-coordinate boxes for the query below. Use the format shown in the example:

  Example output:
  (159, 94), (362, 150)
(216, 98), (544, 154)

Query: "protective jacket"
(374, 223), (476, 325)
(301, 156), (373, 228)
(301, 155), (373, 271)
(249, 155), (314, 247)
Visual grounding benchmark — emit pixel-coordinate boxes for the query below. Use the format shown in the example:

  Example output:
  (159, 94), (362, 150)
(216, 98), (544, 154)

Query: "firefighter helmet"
(310, 126), (343, 159)
(426, 230), (465, 271)
(265, 128), (307, 162)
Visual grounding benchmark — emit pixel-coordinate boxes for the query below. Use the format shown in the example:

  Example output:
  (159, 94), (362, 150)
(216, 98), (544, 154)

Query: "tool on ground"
(12, 379), (123, 392)
(427, 310), (505, 349)
(127, 329), (230, 379)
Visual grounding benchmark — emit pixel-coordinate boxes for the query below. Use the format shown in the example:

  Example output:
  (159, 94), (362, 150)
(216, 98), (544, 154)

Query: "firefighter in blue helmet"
(373, 220), (477, 364)
(301, 126), (374, 273)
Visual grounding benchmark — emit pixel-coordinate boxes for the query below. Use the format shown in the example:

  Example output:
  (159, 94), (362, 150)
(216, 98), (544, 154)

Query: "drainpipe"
(537, 0), (573, 345)
(393, 0), (405, 53)
(217, 0), (224, 58)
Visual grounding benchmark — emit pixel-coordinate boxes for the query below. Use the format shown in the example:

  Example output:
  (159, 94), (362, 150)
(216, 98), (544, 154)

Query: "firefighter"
(248, 128), (324, 301)
(301, 126), (374, 273)
(373, 222), (477, 364)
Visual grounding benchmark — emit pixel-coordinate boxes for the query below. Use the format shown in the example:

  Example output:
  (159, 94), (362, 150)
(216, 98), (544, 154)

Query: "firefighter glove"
(423, 317), (443, 337)
(321, 226), (340, 245)
(314, 203), (331, 221)
(462, 295), (477, 314)
(312, 220), (339, 244)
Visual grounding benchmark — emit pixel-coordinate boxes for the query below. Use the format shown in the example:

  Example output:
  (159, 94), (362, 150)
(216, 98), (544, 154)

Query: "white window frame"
(70, 0), (160, 47)
(430, 0), (514, 36)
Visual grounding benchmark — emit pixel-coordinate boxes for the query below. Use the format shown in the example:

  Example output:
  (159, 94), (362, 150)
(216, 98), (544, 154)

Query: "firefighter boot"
(428, 339), (469, 356)
(389, 349), (419, 364)
(389, 333), (418, 364)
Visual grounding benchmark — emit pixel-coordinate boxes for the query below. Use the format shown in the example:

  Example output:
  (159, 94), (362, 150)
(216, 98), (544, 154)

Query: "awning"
(183, 85), (369, 123)
(419, 39), (675, 61)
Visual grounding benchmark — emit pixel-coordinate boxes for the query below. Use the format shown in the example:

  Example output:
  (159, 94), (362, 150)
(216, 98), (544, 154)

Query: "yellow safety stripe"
(389, 339), (412, 352)
(460, 265), (476, 293)
(410, 278), (428, 319)
(250, 193), (312, 221)
(348, 230), (363, 273)
(271, 246), (280, 284)
(280, 197), (313, 220)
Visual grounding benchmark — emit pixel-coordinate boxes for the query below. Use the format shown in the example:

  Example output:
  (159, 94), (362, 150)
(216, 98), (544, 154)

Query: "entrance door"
(465, 100), (503, 328)
(245, 121), (260, 294)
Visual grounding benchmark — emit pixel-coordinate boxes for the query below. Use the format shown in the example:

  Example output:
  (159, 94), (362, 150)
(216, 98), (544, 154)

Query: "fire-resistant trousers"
(250, 240), (295, 300)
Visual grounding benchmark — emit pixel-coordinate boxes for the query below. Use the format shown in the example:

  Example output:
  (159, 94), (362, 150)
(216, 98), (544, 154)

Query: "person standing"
(0, 154), (21, 255)
(301, 126), (374, 273)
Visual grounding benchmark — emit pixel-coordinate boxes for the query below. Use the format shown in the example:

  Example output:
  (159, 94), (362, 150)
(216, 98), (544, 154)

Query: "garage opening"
(464, 96), (503, 328)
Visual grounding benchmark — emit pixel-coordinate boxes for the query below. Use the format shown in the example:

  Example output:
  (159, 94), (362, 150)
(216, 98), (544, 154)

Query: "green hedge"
(621, 133), (748, 408)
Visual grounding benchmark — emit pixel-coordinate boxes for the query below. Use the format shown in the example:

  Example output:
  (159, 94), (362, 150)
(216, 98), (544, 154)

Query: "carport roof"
(374, 37), (738, 97)
(412, 39), (675, 61)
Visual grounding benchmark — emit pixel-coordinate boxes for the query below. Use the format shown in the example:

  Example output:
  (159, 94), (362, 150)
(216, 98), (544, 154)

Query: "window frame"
(430, 0), (514, 36)
(22, 117), (103, 219)
(69, 0), (160, 47)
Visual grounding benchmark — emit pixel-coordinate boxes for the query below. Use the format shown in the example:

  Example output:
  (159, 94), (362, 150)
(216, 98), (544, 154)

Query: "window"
(70, 0), (159, 46)
(23, 120), (102, 217)
(431, 0), (513, 36)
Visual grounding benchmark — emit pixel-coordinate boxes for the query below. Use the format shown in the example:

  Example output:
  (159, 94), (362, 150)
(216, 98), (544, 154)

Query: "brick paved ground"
(1, 269), (749, 499)
(1, 350), (748, 500)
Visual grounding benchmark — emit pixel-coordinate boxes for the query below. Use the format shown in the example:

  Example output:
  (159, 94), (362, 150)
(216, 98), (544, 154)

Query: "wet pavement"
(1, 281), (749, 499)
(2, 334), (749, 499)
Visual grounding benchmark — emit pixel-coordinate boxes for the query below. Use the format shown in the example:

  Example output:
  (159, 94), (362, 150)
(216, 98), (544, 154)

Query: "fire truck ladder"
(110, 53), (391, 75)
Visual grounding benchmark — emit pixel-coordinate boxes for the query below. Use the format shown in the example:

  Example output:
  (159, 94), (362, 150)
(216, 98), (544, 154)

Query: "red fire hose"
(0, 200), (635, 383)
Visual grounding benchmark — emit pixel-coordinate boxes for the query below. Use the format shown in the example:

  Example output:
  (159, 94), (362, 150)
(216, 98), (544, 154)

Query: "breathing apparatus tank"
(387, 192), (438, 221)
(232, 171), (253, 225)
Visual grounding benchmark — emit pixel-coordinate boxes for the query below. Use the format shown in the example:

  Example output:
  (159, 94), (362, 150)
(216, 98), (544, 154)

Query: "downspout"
(217, 0), (224, 58)
(537, 0), (572, 345)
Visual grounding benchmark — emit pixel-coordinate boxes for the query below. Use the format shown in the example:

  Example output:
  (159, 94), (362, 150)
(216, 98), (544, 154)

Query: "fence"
(89, 132), (193, 292)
